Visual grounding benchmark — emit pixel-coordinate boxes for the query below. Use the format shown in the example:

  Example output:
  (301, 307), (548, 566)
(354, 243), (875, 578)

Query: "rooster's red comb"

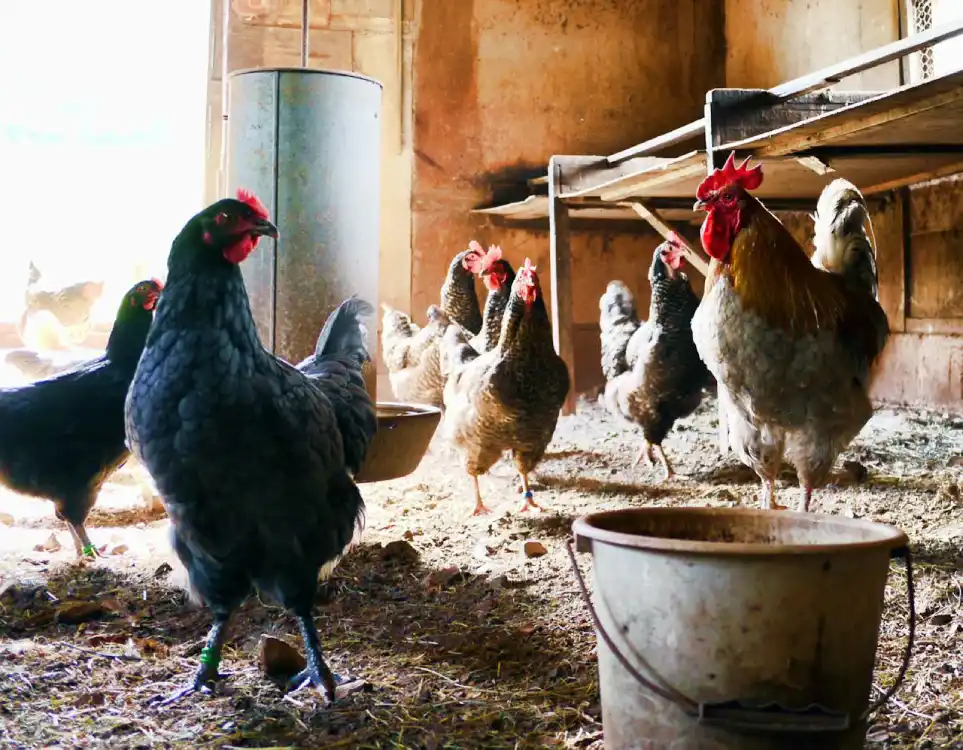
(236, 188), (269, 219)
(519, 257), (537, 280)
(696, 152), (764, 201)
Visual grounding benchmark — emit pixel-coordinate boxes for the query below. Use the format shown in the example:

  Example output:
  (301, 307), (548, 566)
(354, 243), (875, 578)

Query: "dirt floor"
(1, 390), (962, 749)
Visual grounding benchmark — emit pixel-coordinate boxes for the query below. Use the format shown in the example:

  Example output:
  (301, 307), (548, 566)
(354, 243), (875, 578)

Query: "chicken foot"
(62, 521), (99, 559)
(152, 615), (231, 705)
(759, 478), (788, 511)
(517, 471), (542, 513)
(652, 445), (674, 482)
(632, 442), (655, 468)
(470, 475), (492, 516)
(288, 611), (365, 703)
(633, 442), (674, 482)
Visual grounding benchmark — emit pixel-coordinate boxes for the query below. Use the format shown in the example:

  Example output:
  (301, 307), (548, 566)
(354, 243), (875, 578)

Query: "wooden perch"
(618, 201), (710, 277)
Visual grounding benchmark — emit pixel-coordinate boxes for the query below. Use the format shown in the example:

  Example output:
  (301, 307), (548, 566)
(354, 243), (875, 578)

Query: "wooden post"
(548, 156), (577, 416)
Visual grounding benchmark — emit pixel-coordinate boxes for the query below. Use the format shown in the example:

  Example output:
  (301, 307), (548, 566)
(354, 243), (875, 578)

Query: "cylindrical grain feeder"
(226, 67), (383, 400)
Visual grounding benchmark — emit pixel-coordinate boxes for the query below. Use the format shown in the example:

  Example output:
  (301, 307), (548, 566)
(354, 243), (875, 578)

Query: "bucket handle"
(566, 540), (916, 734)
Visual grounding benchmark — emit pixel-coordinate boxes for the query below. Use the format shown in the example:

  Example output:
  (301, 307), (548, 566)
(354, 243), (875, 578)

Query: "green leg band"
(82, 544), (96, 557)
(199, 646), (221, 670)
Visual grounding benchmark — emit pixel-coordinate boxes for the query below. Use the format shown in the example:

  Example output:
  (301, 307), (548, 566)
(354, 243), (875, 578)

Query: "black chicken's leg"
(287, 609), (363, 703)
(152, 615), (231, 705)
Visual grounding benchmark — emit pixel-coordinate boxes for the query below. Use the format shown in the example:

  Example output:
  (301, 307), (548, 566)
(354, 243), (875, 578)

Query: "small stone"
(34, 533), (62, 553)
(257, 635), (306, 679)
(153, 562), (173, 578)
(424, 566), (469, 588)
(0, 511), (14, 526)
(523, 540), (548, 558)
(110, 544), (129, 556)
(380, 539), (419, 563)
(930, 613), (953, 626)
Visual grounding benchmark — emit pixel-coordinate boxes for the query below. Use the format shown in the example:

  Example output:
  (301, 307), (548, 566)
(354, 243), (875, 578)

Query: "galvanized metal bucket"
(570, 507), (914, 750)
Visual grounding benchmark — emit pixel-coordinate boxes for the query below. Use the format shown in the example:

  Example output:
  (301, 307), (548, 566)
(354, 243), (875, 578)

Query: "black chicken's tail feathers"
(297, 297), (378, 476)
(313, 296), (374, 365)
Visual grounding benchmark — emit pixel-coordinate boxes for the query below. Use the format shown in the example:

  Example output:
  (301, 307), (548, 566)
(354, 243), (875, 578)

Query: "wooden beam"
(598, 159), (708, 202)
(873, 194), (905, 333)
(606, 120), (706, 165)
(608, 19), (963, 168)
(756, 84), (963, 158)
(619, 201), (710, 277)
(905, 318), (963, 335)
(766, 18), (963, 100)
(706, 89), (885, 155)
(548, 157), (577, 416)
(860, 158), (963, 195)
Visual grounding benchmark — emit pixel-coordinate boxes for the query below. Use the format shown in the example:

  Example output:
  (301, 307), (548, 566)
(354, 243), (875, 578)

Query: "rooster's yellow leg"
(760, 479), (788, 511)
(517, 472), (542, 513)
(653, 444), (675, 482)
(633, 441), (655, 468)
(471, 476), (492, 516)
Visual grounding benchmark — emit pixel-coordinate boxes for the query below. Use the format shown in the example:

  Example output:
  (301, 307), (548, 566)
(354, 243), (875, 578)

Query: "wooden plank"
(861, 158), (963, 195)
(606, 120), (706, 165)
(765, 18), (963, 101)
(607, 19), (963, 167)
(619, 201), (710, 277)
(706, 89), (886, 152)
(548, 157), (577, 417)
(598, 154), (708, 202)
(717, 71), (963, 157)
(873, 194), (905, 333)
(905, 319), (963, 335)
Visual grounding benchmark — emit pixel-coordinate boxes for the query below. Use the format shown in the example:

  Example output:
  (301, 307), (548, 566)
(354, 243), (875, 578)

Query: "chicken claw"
(633, 442), (655, 469)
(290, 612), (365, 704)
(149, 618), (230, 705)
(653, 445), (675, 482)
(760, 479), (788, 511)
(470, 476), (492, 516)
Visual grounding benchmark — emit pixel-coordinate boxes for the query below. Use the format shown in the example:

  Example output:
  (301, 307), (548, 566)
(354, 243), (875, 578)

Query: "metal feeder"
(225, 1), (439, 482)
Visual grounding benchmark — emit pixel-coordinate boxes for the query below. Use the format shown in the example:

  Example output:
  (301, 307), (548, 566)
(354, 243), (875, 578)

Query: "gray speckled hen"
(601, 240), (713, 480)
(124, 190), (377, 705)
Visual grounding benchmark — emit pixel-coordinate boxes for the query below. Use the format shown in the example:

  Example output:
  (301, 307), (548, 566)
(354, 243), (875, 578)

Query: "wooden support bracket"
(548, 157), (577, 417)
(618, 201), (710, 278)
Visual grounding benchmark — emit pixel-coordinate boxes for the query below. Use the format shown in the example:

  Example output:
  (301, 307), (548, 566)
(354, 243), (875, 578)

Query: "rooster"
(440, 259), (569, 515)
(690, 154), (889, 511)
(125, 191), (377, 704)
(0, 279), (162, 558)
(600, 238), (713, 479)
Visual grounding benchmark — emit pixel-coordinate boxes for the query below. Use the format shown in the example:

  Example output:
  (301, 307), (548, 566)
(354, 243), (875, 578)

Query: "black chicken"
(0, 279), (162, 558)
(600, 238), (712, 479)
(125, 190), (377, 705)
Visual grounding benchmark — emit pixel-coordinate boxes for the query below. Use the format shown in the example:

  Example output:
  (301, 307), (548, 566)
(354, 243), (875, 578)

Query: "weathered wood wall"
(408, 0), (726, 390)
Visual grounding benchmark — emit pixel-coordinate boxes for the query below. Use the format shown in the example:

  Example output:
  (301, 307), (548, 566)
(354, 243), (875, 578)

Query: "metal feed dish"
(354, 402), (442, 483)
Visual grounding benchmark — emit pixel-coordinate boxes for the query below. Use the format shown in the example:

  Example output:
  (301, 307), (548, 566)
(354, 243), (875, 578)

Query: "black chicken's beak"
(693, 199), (707, 211)
(252, 217), (279, 239)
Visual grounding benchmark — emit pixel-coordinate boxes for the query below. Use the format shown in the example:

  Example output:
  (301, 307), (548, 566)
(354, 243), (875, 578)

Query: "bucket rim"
(228, 67), (385, 88)
(573, 506), (909, 556)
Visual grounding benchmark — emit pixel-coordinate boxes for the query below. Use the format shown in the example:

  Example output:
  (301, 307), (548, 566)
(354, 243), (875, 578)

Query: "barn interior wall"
(206, 0), (963, 406)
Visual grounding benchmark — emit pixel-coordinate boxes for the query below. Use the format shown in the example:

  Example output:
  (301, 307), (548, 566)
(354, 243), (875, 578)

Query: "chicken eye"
(722, 191), (735, 204)
(216, 212), (231, 225)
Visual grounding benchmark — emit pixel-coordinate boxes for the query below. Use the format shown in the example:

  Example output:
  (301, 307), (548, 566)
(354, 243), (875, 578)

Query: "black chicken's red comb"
(696, 152), (764, 200)
(237, 188), (269, 219)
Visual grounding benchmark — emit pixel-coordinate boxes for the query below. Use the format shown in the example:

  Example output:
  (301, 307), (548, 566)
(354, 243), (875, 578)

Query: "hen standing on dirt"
(125, 191), (377, 704)
(441, 259), (569, 515)
(469, 244), (516, 354)
(600, 239), (713, 479)
(0, 279), (162, 558)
